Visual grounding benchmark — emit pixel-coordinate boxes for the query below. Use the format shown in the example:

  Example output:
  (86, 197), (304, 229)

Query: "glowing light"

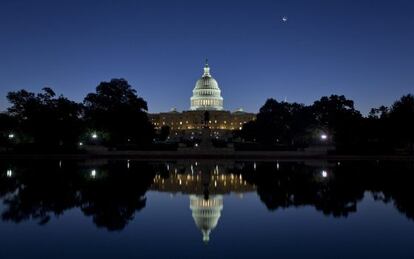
(321, 170), (328, 178)
(282, 16), (288, 22)
(321, 134), (328, 140)
(254, 162), (256, 170)
(8, 133), (15, 139)
(127, 160), (130, 169)
(195, 143), (199, 147)
(91, 133), (98, 139)
(6, 169), (12, 177)
(91, 169), (97, 178)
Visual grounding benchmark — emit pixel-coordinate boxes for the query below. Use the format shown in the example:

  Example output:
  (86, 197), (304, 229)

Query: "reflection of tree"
(236, 161), (414, 219)
(0, 160), (156, 230)
(0, 161), (80, 225)
(235, 162), (361, 217)
(79, 161), (155, 231)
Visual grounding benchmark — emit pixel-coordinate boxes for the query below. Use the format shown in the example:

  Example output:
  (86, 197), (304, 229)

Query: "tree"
(388, 94), (414, 152)
(6, 88), (84, 150)
(240, 98), (314, 145)
(83, 79), (154, 147)
(0, 113), (18, 147)
(311, 95), (362, 150)
(368, 105), (389, 119)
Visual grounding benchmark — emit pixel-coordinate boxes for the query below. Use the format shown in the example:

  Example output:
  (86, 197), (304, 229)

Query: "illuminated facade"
(149, 61), (256, 137)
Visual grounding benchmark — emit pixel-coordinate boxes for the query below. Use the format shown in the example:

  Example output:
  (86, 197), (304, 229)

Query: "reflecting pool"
(0, 159), (414, 258)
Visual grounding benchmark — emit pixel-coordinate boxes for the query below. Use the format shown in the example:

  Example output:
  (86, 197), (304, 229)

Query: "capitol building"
(149, 61), (255, 138)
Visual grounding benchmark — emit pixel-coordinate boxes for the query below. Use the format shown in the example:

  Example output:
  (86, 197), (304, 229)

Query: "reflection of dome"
(189, 195), (223, 243)
(190, 61), (224, 111)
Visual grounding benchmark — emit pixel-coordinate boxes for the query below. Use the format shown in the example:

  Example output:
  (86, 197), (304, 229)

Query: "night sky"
(1, 0), (413, 114)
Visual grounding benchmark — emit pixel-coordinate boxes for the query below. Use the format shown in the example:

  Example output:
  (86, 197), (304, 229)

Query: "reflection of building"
(150, 161), (255, 242)
(149, 61), (255, 138)
(151, 161), (255, 195)
(190, 195), (223, 243)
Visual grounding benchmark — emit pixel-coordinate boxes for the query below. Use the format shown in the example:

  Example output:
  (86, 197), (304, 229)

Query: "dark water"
(0, 159), (414, 258)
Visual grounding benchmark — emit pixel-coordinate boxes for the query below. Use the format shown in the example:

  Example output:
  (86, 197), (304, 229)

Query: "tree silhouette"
(83, 79), (154, 147)
(6, 88), (83, 150)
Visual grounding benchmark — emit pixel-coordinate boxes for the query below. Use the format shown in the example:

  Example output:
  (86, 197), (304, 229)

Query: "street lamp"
(321, 170), (328, 178)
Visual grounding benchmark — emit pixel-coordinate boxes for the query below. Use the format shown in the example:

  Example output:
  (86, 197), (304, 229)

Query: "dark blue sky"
(1, 0), (413, 114)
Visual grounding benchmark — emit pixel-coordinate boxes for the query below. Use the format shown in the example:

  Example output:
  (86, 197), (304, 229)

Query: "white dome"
(190, 62), (224, 111)
(190, 195), (223, 243)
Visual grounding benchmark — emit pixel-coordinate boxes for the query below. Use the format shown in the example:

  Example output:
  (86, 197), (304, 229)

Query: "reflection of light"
(8, 133), (14, 139)
(195, 161), (198, 166)
(321, 134), (327, 140)
(253, 162), (256, 170)
(91, 169), (96, 178)
(321, 170), (328, 178)
(127, 160), (130, 169)
(276, 162), (280, 170)
(59, 160), (62, 168)
(6, 169), (12, 177)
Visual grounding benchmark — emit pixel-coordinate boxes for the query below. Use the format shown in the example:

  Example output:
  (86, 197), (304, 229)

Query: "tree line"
(0, 77), (413, 154)
(239, 94), (414, 154)
(0, 78), (155, 151)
